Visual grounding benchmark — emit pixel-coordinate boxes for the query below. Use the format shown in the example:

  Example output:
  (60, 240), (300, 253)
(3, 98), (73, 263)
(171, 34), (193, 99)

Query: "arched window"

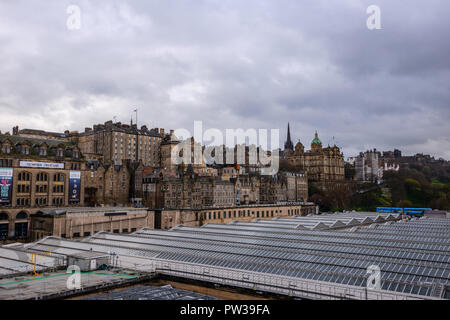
(0, 213), (8, 220)
(16, 212), (27, 220)
(37, 172), (48, 182)
(18, 172), (31, 181)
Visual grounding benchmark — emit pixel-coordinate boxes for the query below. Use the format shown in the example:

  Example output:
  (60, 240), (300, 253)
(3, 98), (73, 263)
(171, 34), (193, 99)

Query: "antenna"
(133, 108), (138, 127)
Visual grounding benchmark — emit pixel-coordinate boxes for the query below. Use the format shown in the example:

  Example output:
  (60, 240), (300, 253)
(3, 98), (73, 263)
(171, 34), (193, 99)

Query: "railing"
(123, 257), (436, 300)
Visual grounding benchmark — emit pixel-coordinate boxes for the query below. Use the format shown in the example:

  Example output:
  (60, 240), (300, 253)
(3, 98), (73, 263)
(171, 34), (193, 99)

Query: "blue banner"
(0, 168), (13, 204)
(69, 171), (81, 203)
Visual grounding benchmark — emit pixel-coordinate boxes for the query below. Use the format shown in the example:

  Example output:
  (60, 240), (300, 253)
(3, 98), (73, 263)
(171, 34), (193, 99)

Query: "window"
(73, 232), (80, 238)
(53, 173), (64, 182)
(122, 228), (128, 233)
(37, 173), (48, 182)
(84, 232), (91, 237)
(53, 185), (64, 193)
(73, 151), (79, 159)
(56, 149), (64, 158)
(52, 197), (64, 206)
(0, 159), (12, 167)
(21, 146), (30, 155)
(1, 145), (11, 154)
(113, 229), (119, 233)
(16, 198), (30, 206)
(40, 148), (47, 156)
(35, 197), (47, 206)
(36, 184), (48, 193)
(17, 184), (30, 193)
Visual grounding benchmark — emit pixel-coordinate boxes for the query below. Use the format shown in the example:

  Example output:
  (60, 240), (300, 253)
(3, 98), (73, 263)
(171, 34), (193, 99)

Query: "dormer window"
(1, 145), (10, 154)
(40, 148), (47, 156)
(56, 149), (64, 158)
(73, 151), (79, 159)
(22, 146), (30, 155)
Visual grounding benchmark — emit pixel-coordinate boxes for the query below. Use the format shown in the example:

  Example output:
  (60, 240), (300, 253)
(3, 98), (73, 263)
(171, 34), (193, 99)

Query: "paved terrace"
(0, 271), (141, 300)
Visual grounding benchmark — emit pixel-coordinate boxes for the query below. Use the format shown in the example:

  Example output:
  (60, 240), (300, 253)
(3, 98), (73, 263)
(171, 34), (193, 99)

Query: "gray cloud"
(0, 0), (449, 159)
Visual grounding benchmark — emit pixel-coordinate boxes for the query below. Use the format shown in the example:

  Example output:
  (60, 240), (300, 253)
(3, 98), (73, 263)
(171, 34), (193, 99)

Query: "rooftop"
(2, 212), (449, 300)
(34, 207), (148, 217)
(85, 284), (218, 300)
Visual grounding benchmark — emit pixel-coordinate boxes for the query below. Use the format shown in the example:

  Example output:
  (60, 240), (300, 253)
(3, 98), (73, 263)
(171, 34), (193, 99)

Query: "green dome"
(311, 131), (322, 145)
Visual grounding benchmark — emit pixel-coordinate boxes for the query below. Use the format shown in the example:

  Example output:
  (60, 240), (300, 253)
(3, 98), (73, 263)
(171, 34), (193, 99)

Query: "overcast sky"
(0, 0), (449, 159)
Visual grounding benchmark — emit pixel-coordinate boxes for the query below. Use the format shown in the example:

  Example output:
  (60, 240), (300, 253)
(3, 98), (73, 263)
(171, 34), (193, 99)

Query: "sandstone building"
(76, 120), (163, 167)
(0, 133), (84, 240)
(30, 207), (152, 241)
(283, 124), (345, 182)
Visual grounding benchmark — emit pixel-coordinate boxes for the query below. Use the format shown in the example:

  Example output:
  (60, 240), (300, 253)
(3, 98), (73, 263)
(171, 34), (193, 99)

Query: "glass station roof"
(1, 213), (449, 299)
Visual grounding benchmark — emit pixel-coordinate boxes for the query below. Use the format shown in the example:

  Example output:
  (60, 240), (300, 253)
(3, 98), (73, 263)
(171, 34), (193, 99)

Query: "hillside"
(309, 157), (450, 212)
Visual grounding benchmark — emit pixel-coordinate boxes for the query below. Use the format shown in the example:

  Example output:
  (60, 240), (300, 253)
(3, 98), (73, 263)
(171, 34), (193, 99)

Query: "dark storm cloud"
(0, 0), (449, 159)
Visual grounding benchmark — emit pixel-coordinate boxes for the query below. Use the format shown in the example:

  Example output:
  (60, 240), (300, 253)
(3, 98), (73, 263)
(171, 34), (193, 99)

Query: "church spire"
(284, 123), (294, 151)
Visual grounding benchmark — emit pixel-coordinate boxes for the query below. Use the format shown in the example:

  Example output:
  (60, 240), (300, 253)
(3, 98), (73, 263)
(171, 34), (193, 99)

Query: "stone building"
(157, 203), (317, 230)
(160, 129), (181, 171)
(212, 180), (236, 207)
(158, 174), (221, 210)
(76, 120), (163, 167)
(142, 164), (308, 210)
(284, 125), (345, 182)
(355, 149), (383, 183)
(0, 134), (85, 240)
(12, 126), (73, 142)
(259, 172), (308, 204)
(83, 159), (144, 207)
(234, 175), (260, 205)
(29, 207), (153, 241)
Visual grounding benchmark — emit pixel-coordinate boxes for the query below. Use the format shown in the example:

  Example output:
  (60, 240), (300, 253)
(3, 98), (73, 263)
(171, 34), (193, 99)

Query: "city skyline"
(0, 1), (449, 304)
(2, 120), (446, 161)
(1, 0), (449, 160)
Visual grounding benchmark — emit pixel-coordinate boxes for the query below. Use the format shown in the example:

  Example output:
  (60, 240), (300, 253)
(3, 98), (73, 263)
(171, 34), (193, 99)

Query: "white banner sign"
(0, 168), (13, 177)
(19, 161), (65, 169)
(69, 171), (81, 179)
